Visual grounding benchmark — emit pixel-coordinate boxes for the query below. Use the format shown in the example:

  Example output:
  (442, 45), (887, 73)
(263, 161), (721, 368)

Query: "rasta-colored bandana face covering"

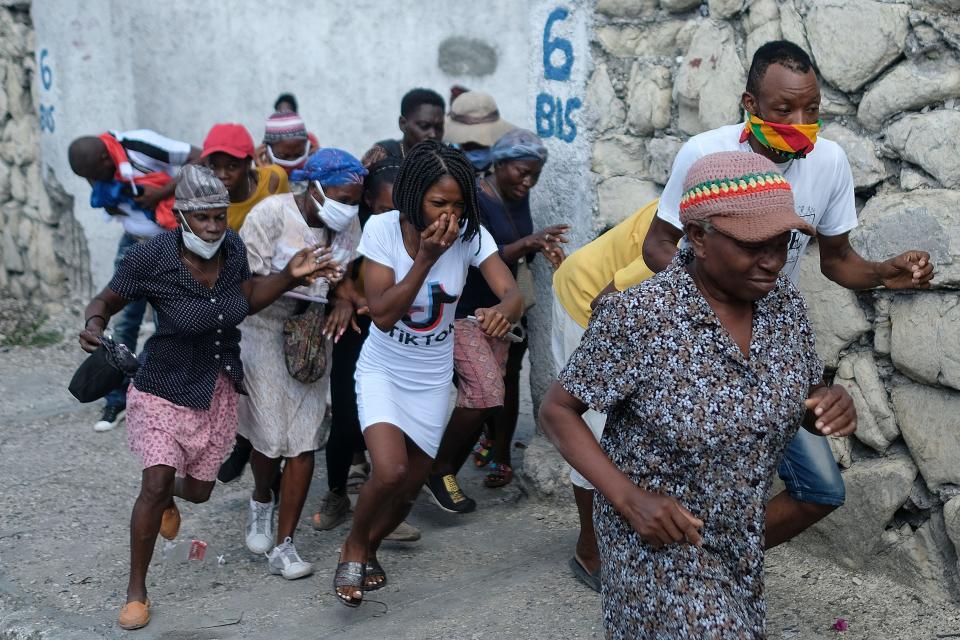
(739, 113), (821, 159)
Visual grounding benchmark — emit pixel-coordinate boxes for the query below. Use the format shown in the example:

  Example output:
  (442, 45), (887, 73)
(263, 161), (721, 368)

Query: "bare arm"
(78, 287), (131, 352)
(243, 247), (337, 314)
(364, 214), (459, 332)
(802, 383), (857, 437)
(539, 382), (704, 548)
(818, 232), (933, 290)
(472, 253), (523, 338)
(641, 216), (683, 274)
(500, 224), (571, 266)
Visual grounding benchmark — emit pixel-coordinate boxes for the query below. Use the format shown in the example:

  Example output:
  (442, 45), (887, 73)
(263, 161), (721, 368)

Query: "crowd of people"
(68, 40), (934, 637)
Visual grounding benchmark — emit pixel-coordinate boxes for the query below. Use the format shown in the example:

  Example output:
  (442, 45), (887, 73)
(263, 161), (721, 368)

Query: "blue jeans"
(104, 233), (148, 409)
(777, 428), (846, 506)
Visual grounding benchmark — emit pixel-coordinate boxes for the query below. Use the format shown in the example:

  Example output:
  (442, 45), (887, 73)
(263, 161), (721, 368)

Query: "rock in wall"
(0, 0), (89, 304)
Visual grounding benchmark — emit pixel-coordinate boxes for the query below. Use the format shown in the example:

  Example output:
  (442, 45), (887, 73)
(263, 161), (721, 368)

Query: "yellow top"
(552, 199), (660, 328)
(227, 164), (290, 231)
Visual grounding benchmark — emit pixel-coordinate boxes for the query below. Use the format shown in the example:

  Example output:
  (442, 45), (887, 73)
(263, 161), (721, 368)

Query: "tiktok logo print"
(403, 282), (457, 332)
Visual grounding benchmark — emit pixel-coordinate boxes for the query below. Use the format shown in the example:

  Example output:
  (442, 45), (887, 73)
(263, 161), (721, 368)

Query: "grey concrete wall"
(31, 0), (535, 289)
(527, 0), (596, 415)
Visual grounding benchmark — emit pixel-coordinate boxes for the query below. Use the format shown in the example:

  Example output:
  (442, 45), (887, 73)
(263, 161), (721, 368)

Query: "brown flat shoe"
(160, 503), (180, 540)
(118, 598), (150, 630)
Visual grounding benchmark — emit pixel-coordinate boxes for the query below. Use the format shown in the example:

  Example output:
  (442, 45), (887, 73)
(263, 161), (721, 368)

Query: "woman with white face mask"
(77, 164), (334, 631)
(255, 112), (313, 177)
(234, 148), (367, 581)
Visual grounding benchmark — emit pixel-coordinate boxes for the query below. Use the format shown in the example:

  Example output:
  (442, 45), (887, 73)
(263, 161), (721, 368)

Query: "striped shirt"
(107, 129), (192, 237)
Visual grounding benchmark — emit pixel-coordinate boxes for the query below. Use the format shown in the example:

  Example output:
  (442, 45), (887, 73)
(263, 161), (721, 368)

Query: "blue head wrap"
(489, 129), (548, 165)
(289, 148), (367, 185)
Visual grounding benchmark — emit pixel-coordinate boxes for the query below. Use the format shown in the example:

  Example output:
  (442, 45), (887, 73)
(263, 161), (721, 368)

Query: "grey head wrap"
(174, 164), (230, 212)
(489, 128), (548, 165)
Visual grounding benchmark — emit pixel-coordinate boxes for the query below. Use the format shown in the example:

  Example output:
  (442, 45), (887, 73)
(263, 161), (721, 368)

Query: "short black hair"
(393, 140), (479, 243)
(400, 88), (445, 118)
(274, 92), (298, 113)
(364, 157), (401, 200)
(746, 40), (816, 95)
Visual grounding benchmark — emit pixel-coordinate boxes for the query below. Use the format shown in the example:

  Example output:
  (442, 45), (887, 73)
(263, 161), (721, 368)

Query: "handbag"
(282, 300), (328, 383)
(68, 334), (140, 403)
(483, 177), (537, 312)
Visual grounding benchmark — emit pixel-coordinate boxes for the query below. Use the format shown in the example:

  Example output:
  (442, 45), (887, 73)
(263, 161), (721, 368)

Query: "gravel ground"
(1, 333), (958, 639)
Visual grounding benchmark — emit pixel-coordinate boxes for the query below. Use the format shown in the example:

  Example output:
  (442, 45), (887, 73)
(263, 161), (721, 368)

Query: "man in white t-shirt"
(562, 40), (934, 592)
(69, 130), (199, 433)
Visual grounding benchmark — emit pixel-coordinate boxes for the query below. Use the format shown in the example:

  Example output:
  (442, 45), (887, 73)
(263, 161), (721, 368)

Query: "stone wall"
(579, 0), (960, 601)
(0, 0), (88, 305)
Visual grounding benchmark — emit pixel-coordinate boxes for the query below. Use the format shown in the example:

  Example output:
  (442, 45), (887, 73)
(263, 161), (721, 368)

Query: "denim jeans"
(777, 427), (846, 506)
(104, 233), (149, 409)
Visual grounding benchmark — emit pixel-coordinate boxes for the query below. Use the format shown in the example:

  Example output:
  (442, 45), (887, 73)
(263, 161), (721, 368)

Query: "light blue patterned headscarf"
(289, 148), (367, 185)
(489, 129), (548, 165)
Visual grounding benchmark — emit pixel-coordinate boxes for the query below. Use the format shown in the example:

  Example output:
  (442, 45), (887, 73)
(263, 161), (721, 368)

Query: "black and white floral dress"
(560, 249), (824, 640)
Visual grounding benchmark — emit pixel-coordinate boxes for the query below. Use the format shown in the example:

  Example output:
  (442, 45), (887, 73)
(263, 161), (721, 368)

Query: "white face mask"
(310, 181), (359, 232)
(267, 141), (311, 168)
(178, 210), (226, 259)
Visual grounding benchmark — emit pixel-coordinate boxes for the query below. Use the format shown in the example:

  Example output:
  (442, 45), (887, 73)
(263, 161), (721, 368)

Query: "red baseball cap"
(201, 123), (255, 159)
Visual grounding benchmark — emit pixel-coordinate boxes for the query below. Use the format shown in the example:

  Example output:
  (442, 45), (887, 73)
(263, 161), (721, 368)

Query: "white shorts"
(551, 297), (606, 490)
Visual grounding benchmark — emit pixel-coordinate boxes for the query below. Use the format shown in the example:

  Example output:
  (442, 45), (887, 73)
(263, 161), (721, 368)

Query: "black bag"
(68, 335), (140, 403)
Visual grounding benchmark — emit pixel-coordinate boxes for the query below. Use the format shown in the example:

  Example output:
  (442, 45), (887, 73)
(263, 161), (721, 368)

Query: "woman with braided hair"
(333, 140), (522, 607)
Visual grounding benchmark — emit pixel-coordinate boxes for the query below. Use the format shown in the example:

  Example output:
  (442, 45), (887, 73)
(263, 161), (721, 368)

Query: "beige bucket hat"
(443, 91), (517, 148)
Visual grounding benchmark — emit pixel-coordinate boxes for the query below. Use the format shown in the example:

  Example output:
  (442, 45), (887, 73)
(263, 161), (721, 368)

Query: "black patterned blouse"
(108, 229), (251, 409)
(559, 248), (823, 640)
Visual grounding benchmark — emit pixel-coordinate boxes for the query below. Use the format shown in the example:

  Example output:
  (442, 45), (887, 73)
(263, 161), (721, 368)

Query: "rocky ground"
(1, 323), (959, 639)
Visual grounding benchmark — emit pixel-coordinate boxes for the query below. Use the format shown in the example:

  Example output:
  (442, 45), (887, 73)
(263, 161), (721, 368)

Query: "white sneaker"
(245, 499), (275, 554)
(93, 406), (124, 432)
(267, 537), (314, 580)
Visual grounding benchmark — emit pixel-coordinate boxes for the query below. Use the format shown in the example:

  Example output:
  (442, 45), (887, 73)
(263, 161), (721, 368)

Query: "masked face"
(740, 114), (821, 159)
(741, 63), (822, 160)
(178, 209), (227, 259)
(309, 181), (360, 232)
(267, 139), (311, 175)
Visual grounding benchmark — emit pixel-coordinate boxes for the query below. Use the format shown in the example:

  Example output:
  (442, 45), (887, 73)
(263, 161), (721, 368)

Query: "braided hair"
(392, 140), (481, 243)
(364, 157), (401, 200)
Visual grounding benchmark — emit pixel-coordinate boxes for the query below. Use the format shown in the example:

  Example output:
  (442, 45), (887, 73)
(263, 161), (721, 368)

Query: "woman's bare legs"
(336, 424), (433, 599)
(128, 466), (215, 604)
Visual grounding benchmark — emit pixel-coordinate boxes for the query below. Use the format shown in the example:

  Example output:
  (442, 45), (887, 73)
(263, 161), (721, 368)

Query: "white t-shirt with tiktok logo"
(356, 209), (497, 383)
(657, 123), (858, 282)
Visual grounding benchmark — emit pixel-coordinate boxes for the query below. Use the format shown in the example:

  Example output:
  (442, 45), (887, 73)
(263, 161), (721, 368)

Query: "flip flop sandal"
(472, 436), (494, 468)
(334, 558), (366, 607)
(364, 557), (387, 591)
(484, 463), (513, 488)
(569, 556), (601, 593)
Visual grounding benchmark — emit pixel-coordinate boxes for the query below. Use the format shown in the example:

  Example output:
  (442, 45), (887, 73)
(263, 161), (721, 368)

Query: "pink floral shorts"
(453, 318), (510, 409)
(126, 374), (238, 482)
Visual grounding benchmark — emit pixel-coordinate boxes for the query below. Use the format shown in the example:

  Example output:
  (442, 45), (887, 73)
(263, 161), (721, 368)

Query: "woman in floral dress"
(540, 152), (857, 639)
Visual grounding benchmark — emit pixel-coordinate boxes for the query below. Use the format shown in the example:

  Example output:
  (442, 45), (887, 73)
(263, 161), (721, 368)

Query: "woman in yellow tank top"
(201, 123), (290, 230)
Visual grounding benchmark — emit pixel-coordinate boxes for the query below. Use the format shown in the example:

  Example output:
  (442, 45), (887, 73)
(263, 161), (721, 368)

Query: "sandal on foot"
(569, 556), (601, 593)
(334, 558), (365, 607)
(364, 557), (387, 591)
(159, 502), (180, 540)
(472, 435), (493, 468)
(484, 462), (513, 488)
(118, 597), (151, 630)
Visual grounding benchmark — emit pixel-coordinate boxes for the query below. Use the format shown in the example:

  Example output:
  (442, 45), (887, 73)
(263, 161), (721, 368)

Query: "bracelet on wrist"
(85, 314), (107, 328)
